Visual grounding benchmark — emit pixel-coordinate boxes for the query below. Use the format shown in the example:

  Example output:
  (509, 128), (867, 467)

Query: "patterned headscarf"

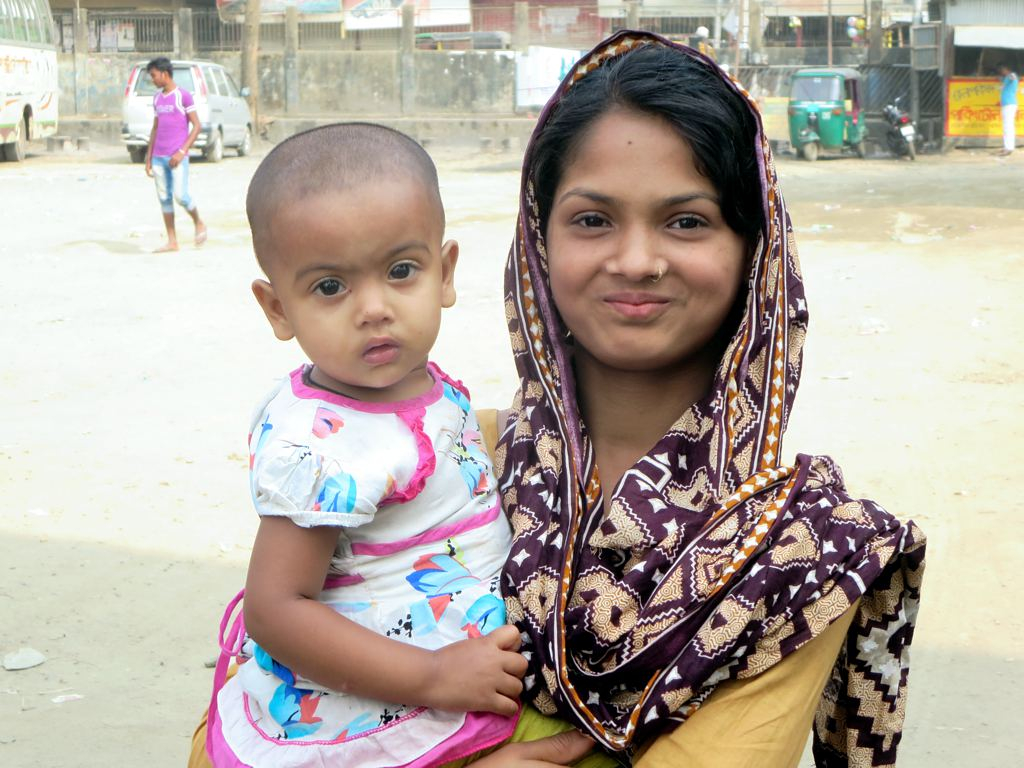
(496, 32), (925, 767)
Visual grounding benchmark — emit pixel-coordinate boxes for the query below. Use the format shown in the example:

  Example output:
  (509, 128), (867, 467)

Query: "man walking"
(145, 57), (207, 251)
(997, 63), (1018, 157)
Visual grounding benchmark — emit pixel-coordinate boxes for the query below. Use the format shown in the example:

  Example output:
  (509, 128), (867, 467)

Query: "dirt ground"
(1, 139), (1021, 767)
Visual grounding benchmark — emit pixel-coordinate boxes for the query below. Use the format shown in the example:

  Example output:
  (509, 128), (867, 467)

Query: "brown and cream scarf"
(496, 31), (925, 767)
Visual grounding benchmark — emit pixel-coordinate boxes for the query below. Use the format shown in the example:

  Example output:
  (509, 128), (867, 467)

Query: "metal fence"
(54, 3), (919, 61)
(194, 11), (285, 52)
(860, 63), (943, 117)
(53, 11), (175, 54)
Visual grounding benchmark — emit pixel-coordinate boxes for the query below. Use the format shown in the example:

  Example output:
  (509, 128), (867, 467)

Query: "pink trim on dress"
(400, 709), (520, 768)
(351, 502), (501, 557)
(207, 704), (253, 768)
(431, 366), (472, 402)
(238, 692), (518, 768)
(323, 573), (365, 590)
(289, 363), (445, 413)
(381, 406), (436, 505)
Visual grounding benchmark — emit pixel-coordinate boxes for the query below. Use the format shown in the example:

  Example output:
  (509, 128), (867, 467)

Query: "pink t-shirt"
(152, 87), (195, 157)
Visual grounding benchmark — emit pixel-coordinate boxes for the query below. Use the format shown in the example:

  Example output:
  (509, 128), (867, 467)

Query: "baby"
(204, 124), (525, 767)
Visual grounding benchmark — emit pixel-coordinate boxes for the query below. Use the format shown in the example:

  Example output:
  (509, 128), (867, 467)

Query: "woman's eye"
(389, 262), (417, 280)
(670, 215), (707, 230)
(315, 278), (344, 296)
(574, 213), (609, 228)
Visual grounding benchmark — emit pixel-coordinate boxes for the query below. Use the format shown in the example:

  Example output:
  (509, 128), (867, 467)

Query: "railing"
(53, 3), (917, 61)
(70, 11), (177, 54)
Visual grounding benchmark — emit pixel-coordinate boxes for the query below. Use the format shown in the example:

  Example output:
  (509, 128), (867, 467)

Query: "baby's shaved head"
(247, 123), (443, 272)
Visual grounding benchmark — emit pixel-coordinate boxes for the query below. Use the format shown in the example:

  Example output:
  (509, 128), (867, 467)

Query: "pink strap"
(219, 588), (247, 656)
(206, 588), (246, 764)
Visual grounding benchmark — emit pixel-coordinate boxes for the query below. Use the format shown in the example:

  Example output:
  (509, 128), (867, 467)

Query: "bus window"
(20, 0), (42, 43)
(11, 0), (33, 42)
(4, 0), (29, 42)
(0, 0), (10, 41)
(35, 0), (53, 45)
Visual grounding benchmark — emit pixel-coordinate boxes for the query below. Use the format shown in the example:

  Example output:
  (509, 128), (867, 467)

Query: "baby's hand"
(426, 625), (528, 716)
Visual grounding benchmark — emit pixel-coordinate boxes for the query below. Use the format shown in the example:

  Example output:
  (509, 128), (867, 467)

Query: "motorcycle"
(883, 97), (918, 160)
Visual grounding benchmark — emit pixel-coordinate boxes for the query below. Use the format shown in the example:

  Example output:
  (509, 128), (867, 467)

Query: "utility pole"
(734, 0), (744, 73)
(827, 0), (833, 66)
(241, 0), (262, 128)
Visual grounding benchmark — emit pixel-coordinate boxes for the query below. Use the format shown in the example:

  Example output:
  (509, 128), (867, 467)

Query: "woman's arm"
(633, 605), (856, 768)
(244, 516), (527, 715)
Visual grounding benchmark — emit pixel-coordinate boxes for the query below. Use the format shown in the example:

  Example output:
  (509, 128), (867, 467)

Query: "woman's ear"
(439, 239), (459, 309)
(251, 279), (295, 341)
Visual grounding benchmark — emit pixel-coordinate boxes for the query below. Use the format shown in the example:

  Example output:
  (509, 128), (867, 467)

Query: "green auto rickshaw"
(788, 68), (867, 161)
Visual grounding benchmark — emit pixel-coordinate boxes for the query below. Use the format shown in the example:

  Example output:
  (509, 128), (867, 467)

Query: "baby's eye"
(389, 262), (418, 280)
(314, 278), (345, 296)
(669, 215), (708, 230)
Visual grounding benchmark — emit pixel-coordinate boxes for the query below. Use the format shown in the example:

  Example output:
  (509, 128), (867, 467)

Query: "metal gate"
(860, 64), (943, 118)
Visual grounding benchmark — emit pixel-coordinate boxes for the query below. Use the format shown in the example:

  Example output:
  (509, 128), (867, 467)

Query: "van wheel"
(2, 115), (28, 162)
(204, 129), (224, 163)
(237, 127), (252, 157)
(128, 146), (146, 164)
(801, 142), (819, 162)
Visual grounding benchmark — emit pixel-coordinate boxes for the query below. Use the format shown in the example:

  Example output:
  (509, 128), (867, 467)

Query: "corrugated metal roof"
(944, 0), (1024, 26)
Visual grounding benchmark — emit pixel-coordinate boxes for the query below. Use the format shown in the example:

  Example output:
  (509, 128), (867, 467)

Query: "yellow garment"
(188, 410), (854, 767)
(476, 408), (501, 459)
(635, 604), (856, 768)
(441, 706), (617, 768)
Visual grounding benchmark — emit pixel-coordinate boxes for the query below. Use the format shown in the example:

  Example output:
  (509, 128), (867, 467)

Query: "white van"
(121, 59), (253, 163)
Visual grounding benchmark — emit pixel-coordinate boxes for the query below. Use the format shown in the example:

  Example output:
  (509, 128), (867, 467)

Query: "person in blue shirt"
(997, 63), (1018, 156)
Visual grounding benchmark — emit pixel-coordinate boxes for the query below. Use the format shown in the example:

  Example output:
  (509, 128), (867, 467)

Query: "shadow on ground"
(0, 534), (244, 767)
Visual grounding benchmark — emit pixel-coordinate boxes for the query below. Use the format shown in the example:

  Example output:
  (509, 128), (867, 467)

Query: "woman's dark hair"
(531, 44), (763, 243)
(147, 56), (173, 76)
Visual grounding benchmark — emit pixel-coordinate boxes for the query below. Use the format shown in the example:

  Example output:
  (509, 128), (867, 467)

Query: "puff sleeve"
(250, 439), (385, 529)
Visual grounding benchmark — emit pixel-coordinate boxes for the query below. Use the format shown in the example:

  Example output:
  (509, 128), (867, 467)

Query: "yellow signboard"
(946, 77), (1023, 138)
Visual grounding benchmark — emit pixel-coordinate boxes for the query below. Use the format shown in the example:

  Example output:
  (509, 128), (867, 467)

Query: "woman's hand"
(473, 729), (596, 767)
(425, 624), (528, 716)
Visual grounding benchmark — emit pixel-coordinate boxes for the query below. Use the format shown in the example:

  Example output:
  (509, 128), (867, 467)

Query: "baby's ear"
(440, 239), (459, 309)
(251, 279), (294, 341)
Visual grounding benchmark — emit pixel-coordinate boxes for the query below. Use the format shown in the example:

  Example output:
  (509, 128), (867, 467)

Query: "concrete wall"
(296, 52), (402, 114)
(59, 52), (144, 117)
(58, 50), (515, 117)
(412, 51), (515, 114)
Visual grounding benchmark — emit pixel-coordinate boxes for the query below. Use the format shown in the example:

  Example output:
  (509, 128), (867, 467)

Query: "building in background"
(935, 0), (1024, 144)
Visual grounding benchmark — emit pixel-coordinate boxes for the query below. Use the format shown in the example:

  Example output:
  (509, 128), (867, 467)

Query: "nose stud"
(650, 265), (665, 283)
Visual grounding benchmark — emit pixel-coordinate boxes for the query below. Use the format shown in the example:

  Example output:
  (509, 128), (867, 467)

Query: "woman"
(488, 31), (925, 767)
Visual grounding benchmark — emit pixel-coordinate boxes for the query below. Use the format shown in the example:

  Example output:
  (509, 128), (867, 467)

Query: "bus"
(0, 0), (58, 162)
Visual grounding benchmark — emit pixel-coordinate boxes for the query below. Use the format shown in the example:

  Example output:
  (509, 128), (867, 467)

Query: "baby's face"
(254, 181), (456, 402)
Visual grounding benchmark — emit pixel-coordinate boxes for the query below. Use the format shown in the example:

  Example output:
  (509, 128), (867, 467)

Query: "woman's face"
(546, 108), (748, 374)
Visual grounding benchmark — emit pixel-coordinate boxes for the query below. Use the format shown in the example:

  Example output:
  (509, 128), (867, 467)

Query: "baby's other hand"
(427, 624), (527, 716)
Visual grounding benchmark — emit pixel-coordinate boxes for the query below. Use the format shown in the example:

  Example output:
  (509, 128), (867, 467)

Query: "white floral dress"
(207, 363), (517, 768)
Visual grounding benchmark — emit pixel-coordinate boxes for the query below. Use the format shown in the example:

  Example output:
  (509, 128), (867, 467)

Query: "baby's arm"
(244, 515), (528, 716)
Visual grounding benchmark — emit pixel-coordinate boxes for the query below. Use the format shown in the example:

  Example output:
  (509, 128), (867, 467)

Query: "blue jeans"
(152, 155), (195, 214)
